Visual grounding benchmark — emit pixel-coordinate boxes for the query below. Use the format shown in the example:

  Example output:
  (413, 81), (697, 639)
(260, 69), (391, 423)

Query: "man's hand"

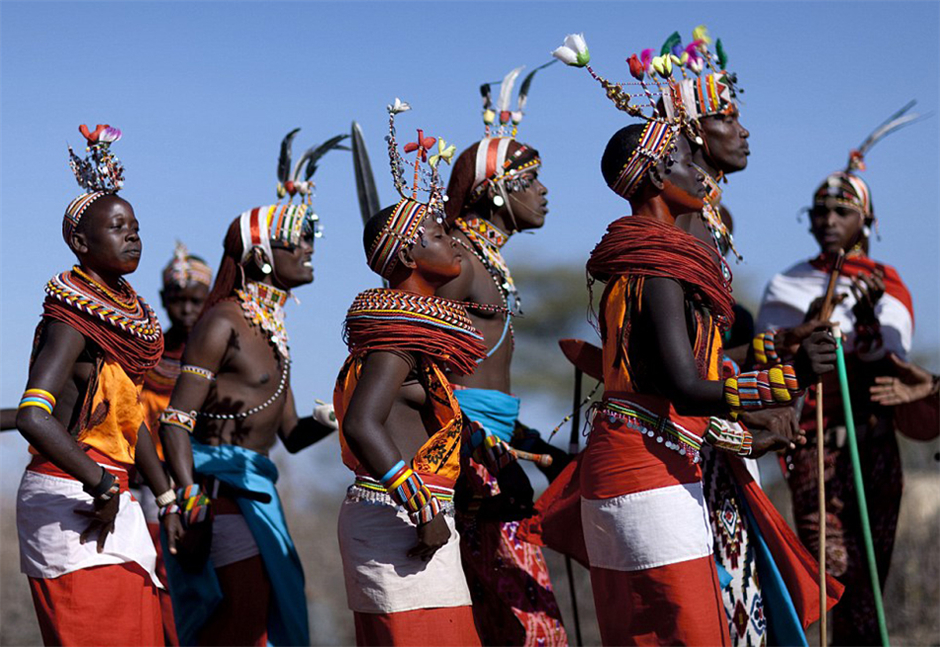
(851, 269), (886, 323)
(76, 495), (120, 553)
(794, 328), (838, 386)
(408, 514), (450, 562)
(805, 294), (847, 323)
(778, 318), (832, 358)
(162, 512), (184, 556)
(739, 406), (804, 456)
(871, 353), (938, 406)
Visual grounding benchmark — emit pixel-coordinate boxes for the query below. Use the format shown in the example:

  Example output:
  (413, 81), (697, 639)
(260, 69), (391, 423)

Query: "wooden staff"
(507, 447), (553, 468)
(814, 248), (846, 646)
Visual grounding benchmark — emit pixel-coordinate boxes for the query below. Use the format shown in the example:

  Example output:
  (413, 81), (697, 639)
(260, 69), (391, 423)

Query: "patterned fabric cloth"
(457, 460), (568, 647)
(702, 447), (766, 647)
(784, 419), (902, 646)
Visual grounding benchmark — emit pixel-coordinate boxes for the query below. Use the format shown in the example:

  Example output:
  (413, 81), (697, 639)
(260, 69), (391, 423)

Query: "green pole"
(833, 327), (890, 646)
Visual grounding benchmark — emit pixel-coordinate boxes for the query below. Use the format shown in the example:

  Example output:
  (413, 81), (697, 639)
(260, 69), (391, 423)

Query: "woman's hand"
(76, 495), (120, 553)
(408, 514), (451, 562)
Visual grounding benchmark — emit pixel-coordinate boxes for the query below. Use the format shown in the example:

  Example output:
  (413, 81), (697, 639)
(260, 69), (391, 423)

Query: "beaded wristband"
(155, 489), (177, 508)
(18, 388), (57, 416)
(84, 467), (119, 501)
(181, 364), (216, 381)
(752, 330), (781, 366)
(382, 463), (438, 520)
(410, 496), (443, 526)
(177, 484), (211, 526)
(159, 407), (197, 434)
(725, 365), (802, 415)
(158, 502), (181, 519)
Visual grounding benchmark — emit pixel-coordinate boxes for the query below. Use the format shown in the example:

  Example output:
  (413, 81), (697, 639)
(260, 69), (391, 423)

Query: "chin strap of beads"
(705, 417), (753, 456)
(464, 421), (516, 475)
(724, 365), (802, 419)
(381, 460), (442, 526)
(752, 330), (781, 366)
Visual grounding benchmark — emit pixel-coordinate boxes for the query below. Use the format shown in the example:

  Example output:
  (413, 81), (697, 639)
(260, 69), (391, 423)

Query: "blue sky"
(2, 2), (938, 471)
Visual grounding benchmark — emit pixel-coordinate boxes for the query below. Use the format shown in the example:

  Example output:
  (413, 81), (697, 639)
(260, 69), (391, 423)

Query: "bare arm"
(639, 278), (728, 417)
(134, 422), (173, 495)
(160, 309), (232, 488)
(1, 408), (17, 431)
(16, 321), (108, 487)
(278, 389), (336, 454)
(341, 351), (413, 478)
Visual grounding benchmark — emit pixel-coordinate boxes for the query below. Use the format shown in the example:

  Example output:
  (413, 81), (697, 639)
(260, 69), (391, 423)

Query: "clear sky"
(2, 2), (938, 472)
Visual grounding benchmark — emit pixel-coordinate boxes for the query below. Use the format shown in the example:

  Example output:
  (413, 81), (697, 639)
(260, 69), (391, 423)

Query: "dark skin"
(342, 216), (464, 560)
(692, 107), (750, 176)
(16, 196), (178, 551)
(630, 141), (833, 456)
(437, 166), (569, 485)
(160, 230), (334, 555)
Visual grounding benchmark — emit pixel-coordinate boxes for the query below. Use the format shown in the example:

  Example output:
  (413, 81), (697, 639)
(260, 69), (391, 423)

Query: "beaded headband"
(368, 99), (452, 279)
(239, 130), (348, 269)
(812, 101), (925, 221)
(553, 33), (695, 199)
(64, 124), (125, 243)
(163, 241), (213, 289)
(658, 26), (740, 122)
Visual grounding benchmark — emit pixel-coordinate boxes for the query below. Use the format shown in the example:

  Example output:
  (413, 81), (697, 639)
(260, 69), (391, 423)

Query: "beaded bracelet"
(18, 388), (57, 416)
(381, 462), (441, 524)
(177, 484), (211, 527)
(181, 364), (216, 381)
(155, 489), (177, 508)
(158, 502), (181, 519)
(752, 330), (781, 366)
(724, 364), (802, 417)
(473, 434), (516, 474)
(159, 407), (197, 434)
(704, 418), (753, 456)
(84, 467), (120, 501)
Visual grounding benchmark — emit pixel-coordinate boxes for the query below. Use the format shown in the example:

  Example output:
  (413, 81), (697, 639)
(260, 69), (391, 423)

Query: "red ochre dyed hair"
(200, 217), (246, 319)
(444, 138), (528, 224)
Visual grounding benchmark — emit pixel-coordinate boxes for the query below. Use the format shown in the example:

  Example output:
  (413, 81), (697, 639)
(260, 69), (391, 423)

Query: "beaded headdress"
(464, 63), (553, 206)
(553, 33), (695, 199)
(163, 241), (213, 290)
(239, 129), (349, 269)
(813, 101), (925, 222)
(658, 26), (740, 123)
(64, 124), (125, 243)
(366, 100), (452, 279)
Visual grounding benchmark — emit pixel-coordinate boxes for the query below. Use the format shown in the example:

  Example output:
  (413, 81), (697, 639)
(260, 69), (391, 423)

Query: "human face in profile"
(410, 214), (462, 286)
(72, 195), (142, 278)
(700, 108), (750, 173)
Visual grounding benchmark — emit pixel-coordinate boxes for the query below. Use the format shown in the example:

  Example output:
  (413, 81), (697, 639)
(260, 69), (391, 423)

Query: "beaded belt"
(347, 476), (456, 516)
(594, 397), (705, 463)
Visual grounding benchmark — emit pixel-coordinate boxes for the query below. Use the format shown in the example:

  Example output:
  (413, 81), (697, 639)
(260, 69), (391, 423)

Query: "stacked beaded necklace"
(235, 280), (291, 360)
(46, 266), (161, 342)
(695, 167), (741, 281)
(454, 216), (520, 318)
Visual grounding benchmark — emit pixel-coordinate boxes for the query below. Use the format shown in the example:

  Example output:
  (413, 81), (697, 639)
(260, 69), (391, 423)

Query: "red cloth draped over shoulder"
(726, 457), (844, 627)
(586, 215), (735, 327)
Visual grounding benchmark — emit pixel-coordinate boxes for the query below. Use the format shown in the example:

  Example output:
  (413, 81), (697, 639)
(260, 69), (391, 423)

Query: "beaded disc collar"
(235, 280), (291, 359)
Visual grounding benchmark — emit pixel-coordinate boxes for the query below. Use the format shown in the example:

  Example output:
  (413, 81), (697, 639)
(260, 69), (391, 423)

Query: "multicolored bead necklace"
(235, 280), (291, 359)
(453, 217), (520, 316)
(696, 167), (742, 275)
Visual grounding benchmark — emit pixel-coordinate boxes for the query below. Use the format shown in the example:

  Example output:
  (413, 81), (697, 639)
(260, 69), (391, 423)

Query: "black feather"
(479, 83), (493, 110)
(517, 60), (557, 110)
(293, 134), (351, 182)
(278, 128), (301, 183)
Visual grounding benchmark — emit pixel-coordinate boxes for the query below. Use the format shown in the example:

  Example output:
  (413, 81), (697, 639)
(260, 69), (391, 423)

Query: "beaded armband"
(380, 461), (442, 526)
(752, 330), (781, 366)
(158, 502), (180, 519)
(159, 407), (197, 434)
(181, 364), (216, 381)
(18, 389), (57, 416)
(465, 422), (516, 475)
(177, 484), (211, 527)
(724, 365), (802, 418)
(705, 418), (753, 457)
(155, 489), (176, 508)
(84, 467), (120, 501)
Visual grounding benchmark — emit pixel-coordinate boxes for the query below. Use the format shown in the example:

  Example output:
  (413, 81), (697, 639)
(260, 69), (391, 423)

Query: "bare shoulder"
(184, 301), (241, 363)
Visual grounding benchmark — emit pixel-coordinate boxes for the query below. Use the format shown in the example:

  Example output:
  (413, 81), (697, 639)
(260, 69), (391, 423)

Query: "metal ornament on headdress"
(814, 100), (926, 222)
(553, 33), (693, 199)
(366, 100), (451, 279)
(239, 129), (349, 270)
(658, 26), (741, 123)
(164, 240), (212, 289)
(63, 124), (125, 243)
